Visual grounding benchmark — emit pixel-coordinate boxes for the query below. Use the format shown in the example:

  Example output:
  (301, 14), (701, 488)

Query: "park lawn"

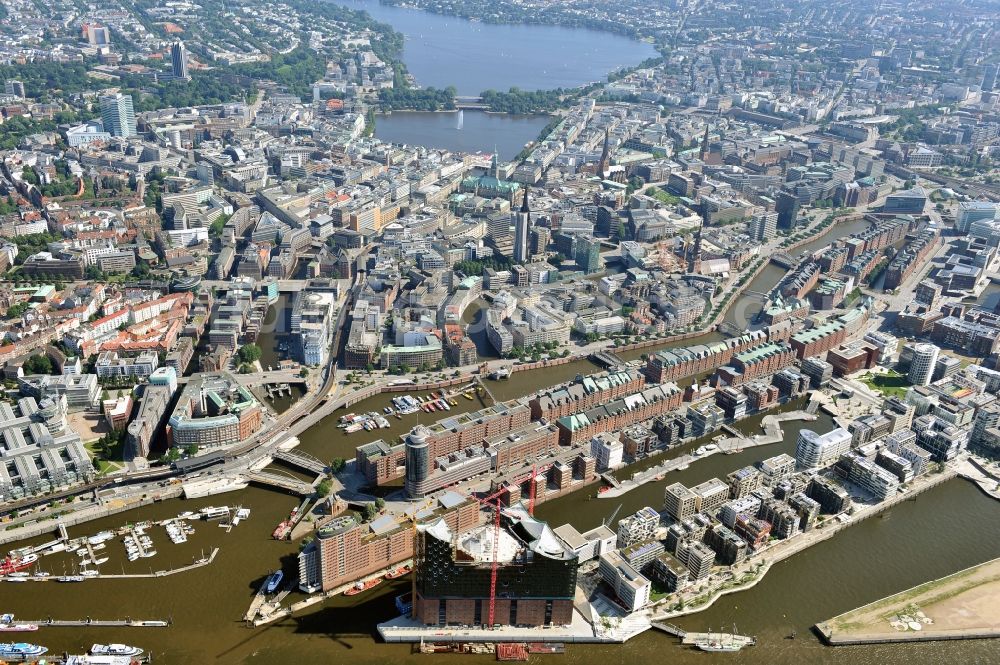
(861, 370), (911, 399)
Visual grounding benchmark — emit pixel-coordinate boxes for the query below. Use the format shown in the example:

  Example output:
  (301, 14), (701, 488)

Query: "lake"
(339, 0), (659, 94)
(374, 109), (549, 160)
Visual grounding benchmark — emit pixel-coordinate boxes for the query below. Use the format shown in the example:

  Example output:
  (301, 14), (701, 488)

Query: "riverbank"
(650, 465), (959, 622)
(815, 555), (1000, 646)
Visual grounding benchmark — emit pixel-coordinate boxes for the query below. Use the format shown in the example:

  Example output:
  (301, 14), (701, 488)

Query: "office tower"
(513, 186), (530, 264)
(99, 93), (137, 138)
(575, 234), (601, 274)
(171, 41), (190, 80)
(983, 64), (999, 92)
(4, 80), (25, 99)
(749, 211), (778, 241)
(404, 426), (432, 498)
(906, 342), (939, 387)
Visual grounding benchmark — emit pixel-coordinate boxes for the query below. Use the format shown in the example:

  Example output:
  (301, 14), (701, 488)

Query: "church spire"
(598, 128), (611, 177)
(700, 124), (711, 161)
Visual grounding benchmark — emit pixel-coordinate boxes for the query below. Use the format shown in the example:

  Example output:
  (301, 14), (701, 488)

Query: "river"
(374, 110), (550, 161)
(339, 0), (658, 94)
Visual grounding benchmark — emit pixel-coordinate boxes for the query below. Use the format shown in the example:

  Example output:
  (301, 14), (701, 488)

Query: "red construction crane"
(469, 464), (553, 626)
(528, 464), (538, 516)
(469, 486), (510, 628)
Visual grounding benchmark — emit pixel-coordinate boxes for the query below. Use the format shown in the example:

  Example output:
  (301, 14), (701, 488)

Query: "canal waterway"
(339, 0), (659, 94)
(723, 217), (873, 329)
(374, 110), (550, 161)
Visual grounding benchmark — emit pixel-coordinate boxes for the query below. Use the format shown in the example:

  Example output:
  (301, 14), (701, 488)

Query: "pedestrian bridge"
(273, 449), (327, 475)
(244, 470), (315, 495)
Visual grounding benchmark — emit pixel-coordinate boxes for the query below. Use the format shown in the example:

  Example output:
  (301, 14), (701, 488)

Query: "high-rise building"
(99, 93), (137, 138)
(513, 187), (531, 263)
(171, 41), (190, 80)
(795, 427), (852, 469)
(574, 234), (601, 274)
(983, 63), (1000, 92)
(4, 80), (25, 99)
(906, 342), (939, 386)
(404, 426), (432, 498)
(749, 211), (778, 241)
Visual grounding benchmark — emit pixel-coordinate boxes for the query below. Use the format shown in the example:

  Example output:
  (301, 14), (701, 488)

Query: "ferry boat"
(90, 644), (144, 657)
(265, 570), (284, 594)
(0, 643), (48, 659)
(0, 616), (38, 632)
(344, 577), (382, 596)
(384, 565), (411, 579)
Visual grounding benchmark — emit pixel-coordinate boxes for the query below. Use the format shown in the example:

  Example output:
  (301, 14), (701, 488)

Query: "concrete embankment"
(0, 486), (184, 546)
(816, 555), (1000, 646)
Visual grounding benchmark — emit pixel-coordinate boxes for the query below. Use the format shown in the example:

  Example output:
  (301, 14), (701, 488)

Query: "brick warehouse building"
(356, 402), (532, 485)
(413, 507), (578, 627)
(313, 495), (480, 592)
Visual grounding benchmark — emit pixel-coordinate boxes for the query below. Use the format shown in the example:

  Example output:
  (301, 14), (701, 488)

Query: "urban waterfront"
(4, 447), (1000, 664)
(339, 0), (659, 94)
(374, 111), (551, 161)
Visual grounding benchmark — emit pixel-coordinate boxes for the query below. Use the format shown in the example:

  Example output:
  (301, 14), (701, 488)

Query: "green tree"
(23, 354), (53, 375)
(237, 343), (262, 364)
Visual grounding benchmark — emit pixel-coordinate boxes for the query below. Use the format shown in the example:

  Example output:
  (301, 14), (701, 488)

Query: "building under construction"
(412, 505), (579, 627)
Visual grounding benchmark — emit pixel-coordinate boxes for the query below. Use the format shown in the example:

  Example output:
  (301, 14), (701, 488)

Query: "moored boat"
(90, 643), (144, 657)
(264, 570), (284, 594)
(384, 565), (411, 579)
(0, 642), (48, 659)
(344, 577), (382, 596)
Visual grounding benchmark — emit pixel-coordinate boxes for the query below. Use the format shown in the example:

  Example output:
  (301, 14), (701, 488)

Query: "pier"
(18, 617), (170, 628)
(30, 547), (220, 580)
